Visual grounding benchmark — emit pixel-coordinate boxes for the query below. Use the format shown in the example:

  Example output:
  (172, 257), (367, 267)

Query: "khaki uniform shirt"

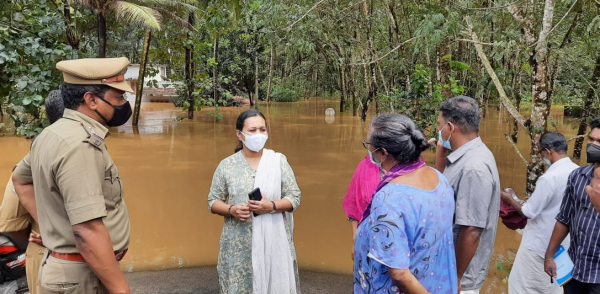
(0, 176), (40, 234)
(13, 109), (130, 253)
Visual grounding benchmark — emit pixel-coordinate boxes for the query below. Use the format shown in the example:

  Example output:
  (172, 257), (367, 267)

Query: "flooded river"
(0, 99), (586, 293)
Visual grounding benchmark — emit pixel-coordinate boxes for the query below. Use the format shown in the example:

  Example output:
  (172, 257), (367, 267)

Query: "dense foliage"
(2, 0), (600, 189)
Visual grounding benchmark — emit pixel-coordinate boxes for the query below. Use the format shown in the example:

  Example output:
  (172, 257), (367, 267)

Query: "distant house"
(124, 64), (181, 104)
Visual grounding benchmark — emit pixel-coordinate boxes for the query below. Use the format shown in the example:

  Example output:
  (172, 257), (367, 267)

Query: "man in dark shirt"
(545, 117), (600, 293)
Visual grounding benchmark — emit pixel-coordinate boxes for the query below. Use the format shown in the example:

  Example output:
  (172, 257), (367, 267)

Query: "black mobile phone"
(248, 187), (262, 201)
(248, 188), (262, 217)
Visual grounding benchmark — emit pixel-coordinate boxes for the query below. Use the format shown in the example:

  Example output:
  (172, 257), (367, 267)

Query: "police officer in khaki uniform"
(0, 90), (65, 294)
(12, 57), (134, 294)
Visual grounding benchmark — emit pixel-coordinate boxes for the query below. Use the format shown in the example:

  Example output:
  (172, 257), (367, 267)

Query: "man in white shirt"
(501, 131), (578, 294)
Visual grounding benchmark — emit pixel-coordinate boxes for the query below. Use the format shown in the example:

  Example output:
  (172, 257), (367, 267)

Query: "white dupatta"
(252, 149), (297, 294)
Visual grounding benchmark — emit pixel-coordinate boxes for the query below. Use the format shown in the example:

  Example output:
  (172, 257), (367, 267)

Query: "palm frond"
(114, 1), (162, 31)
(143, 0), (200, 14)
(152, 6), (197, 32)
(67, 0), (106, 11)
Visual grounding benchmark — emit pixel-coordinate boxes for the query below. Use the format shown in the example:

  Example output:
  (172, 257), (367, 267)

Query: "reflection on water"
(0, 100), (587, 293)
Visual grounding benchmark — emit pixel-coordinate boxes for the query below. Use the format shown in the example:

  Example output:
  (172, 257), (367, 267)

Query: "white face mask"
(542, 157), (552, 167)
(241, 132), (268, 152)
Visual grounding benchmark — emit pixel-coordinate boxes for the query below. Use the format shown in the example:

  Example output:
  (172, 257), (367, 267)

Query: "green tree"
(0, 0), (74, 137)
(69, 0), (196, 57)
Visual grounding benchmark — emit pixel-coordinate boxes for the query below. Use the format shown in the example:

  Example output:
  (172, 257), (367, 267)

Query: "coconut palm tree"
(69, 0), (197, 57)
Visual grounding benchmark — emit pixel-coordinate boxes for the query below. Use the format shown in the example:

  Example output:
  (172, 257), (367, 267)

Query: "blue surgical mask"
(368, 148), (383, 169)
(438, 123), (453, 150)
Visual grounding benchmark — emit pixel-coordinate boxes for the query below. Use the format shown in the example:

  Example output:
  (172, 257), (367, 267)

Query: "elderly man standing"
(434, 95), (501, 294)
(545, 118), (600, 293)
(501, 131), (578, 294)
(12, 57), (133, 294)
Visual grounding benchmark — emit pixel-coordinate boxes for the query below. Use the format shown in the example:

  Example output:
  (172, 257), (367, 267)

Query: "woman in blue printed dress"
(354, 113), (458, 294)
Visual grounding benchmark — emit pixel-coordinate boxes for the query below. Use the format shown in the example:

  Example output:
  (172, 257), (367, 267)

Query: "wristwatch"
(269, 201), (277, 214)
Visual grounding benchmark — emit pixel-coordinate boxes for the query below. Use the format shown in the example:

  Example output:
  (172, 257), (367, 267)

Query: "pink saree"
(342, 155), (381, 222)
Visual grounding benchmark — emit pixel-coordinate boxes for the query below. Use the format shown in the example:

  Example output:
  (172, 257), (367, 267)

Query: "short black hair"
(60, 83), (110, 110)
(439, 95), (480, 132)
(45, 90), (65, 124)
(539, 131), (567, 153)
(590, 117), (600, 131)
(369, 113), (430, 164)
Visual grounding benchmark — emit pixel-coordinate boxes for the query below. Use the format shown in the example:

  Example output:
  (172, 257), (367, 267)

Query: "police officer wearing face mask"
(12, 57), (133, 294)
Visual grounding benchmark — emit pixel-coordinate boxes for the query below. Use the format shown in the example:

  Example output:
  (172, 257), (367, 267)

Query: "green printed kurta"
(207, 151), (301, 294)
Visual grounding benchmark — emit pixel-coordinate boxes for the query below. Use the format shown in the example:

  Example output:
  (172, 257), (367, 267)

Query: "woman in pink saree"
(342, 154), (382, 259)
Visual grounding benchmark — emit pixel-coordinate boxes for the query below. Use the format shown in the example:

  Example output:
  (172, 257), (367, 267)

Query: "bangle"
(228, 205), (233, 217)
(545, 258), (553, 261)
(270, 201), (277, 213)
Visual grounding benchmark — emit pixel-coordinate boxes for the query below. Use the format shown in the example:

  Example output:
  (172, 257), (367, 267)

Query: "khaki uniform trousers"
(39, 250), (109, 294)
(25, 241), (44, 294)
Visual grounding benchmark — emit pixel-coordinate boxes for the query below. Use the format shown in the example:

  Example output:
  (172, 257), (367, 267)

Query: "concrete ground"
(125, 266), (353, 294)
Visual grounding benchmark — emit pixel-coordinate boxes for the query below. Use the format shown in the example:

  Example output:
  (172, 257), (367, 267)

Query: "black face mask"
(95, 97), (133, 127)
(586, 143), (600, 164)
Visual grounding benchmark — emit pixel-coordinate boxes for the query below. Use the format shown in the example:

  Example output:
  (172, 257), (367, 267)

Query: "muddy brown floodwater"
(0, 100), (588, 293)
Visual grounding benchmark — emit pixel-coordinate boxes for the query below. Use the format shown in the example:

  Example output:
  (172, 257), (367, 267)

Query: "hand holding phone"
(248, 187), (262, 201)
(248, 188), (262, 216)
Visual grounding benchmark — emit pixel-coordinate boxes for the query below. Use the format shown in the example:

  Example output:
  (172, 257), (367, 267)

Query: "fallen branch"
(453, 0), (525, 10)
(567, 134), (587, 142)
(263, 0), (328, 33)
(456, 39), (495, 46)
(349, 36), (418, 65)
(465, 18), (528, 128)
(505, 134), (529, 167)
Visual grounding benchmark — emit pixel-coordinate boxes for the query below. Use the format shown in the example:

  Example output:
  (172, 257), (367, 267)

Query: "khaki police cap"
(56, 57), (134, 93)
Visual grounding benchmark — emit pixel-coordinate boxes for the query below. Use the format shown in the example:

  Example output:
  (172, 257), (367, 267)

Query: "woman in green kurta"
(207, 109), (301, 294)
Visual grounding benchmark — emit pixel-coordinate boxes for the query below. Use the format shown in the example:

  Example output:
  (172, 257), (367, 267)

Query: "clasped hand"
(248, 195), (271, 215)
(230, 194), (270, 222)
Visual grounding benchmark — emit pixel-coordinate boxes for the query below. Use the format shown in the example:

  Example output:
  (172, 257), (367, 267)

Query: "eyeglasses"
(362, 140), (380, 152)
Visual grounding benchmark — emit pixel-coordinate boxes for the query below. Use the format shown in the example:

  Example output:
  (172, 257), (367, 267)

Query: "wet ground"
(125, 267), (352, 294)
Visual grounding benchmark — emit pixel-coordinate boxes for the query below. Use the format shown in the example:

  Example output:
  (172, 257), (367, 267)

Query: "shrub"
(170, 96), (187, 107)
(270, 86), (298, 102)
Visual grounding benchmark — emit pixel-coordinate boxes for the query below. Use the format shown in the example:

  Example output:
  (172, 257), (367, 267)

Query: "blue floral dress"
(353, 170), (458, 294)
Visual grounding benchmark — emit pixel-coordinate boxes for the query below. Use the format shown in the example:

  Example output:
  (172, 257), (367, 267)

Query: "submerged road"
(125, 266), (353, 293)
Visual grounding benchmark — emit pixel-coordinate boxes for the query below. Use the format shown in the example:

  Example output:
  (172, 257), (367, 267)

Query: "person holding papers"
(501, 131), (577, 294)
(545, 118), (600, 293)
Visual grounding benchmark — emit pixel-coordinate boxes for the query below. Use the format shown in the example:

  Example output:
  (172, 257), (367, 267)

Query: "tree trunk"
(511, 74), (522, 142)
(360, 0), (378, 121)
(213, 36), (219, 103)
(63, 4), (79, 49)
(253, 53), (258, 106)
(132, 30), (151, 126)
(525, 0), (556, 195)
(574, 54), (600, 159)
(313, 69), (318, 97)
(348, 63), (358, 116)
(266, 45), (275, 103)
(377, 63), (388, 94)
(437, 40), (452, 98)
(97, 12), (107, 58)
(339, 64), (346, 112)
(186, 14), (195, 119)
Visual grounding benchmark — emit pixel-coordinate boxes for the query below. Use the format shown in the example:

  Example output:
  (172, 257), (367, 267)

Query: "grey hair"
(45, 90), (65, 124)
(369, 113), (430, 164)
(439, 95), (480, 132)
(539, 131), (568, 153)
